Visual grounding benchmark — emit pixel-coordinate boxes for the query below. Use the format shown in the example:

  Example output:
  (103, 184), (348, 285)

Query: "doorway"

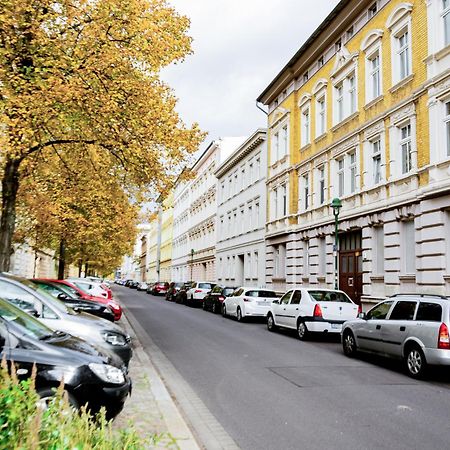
(339, 230), (363, 304)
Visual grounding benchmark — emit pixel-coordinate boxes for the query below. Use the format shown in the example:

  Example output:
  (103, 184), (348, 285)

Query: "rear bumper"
(422, 348), (450, 366)
(243, 304), (271, 317)
(305, 320), (345, 334)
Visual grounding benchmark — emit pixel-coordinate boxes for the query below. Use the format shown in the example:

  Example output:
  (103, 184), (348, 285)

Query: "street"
(118, 286), (450, 450)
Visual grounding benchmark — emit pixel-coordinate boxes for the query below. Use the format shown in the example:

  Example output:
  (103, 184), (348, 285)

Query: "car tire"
(202, 300), (207, 310)
(236, 307), (244, 322)
(405, 345), (427, 379)
(267, 313), (277, 332)
(222, 304), (227, 317)
(36, 387), (79, 411)
(212, 302), (217, 314)
(342, 330), (357, 357)
(297, 320), (309, 341)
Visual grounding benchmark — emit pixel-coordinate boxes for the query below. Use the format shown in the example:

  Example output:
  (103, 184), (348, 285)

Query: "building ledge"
(370, 275), (385, 282)
(425, 43), (450, 64)
(389, 74), (414, 94)
(364, 95), (384, 111)
(330, 111), (359, 133)
(399, 274), (416, 282)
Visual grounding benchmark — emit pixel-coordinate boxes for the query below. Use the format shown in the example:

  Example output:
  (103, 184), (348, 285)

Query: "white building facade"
(215, 130), (268, 287)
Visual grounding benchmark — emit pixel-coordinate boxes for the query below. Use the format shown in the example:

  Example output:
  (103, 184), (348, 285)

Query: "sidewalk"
(114, 309), (201, 450)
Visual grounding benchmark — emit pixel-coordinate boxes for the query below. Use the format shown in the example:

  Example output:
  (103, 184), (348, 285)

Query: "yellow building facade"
(159, 193), (174, 283)
(258, 0), (450, 304)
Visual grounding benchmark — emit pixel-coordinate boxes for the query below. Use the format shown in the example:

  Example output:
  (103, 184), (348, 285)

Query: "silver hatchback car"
(342, 294), (450, 378)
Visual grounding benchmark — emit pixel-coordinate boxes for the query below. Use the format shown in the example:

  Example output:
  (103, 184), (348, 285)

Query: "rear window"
(245, 290), (277, 298)
(223, 288), (235, 296)
(416, 302), (442, 322)
(308, 291), (352, 303)
(198, 283), (212, 289)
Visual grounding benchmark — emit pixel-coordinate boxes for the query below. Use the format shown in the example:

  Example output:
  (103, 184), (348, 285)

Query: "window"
(443, 0), (450, 46)
(372, 138), (382, 184)
(334, 73), (357, 124)
(273, 132), (279, 163)
(303, 72), (309, 83)
(271, 188), (278, 220)
(400, 123), (412, 174)
(416, 302), (442, 322)
(337, 158), (344, 197)
(368, 2), (378, 18)
(255, 202), (260, 228)
(280, 291), (292, 304)
(253, 251), (258, 279)
(281, 126), (288, 158)
(367, 301), (393, 320)
(368, 53), (381, 100)
(316, 96), (326, 136)
(318, 56), (324, 68)
(335, 39), (342, 52)
(291, 290), (302, 304)
(373, 226), (384, 274)
(336, 83), (344, 122)
(346, 26), (354, 41)
(274, 244), (286, 278)
(301, 107), (311, 146)
(281, 184), (287, 216)
(389, 301), (417, 321)
(302, 174), (309, 210)
(318, 237), (326, 276)
(349, 152), (357, 193)
(318, 166), (326, 205)
(397, 30), (410, 80)
(402, 220), (415, 274)
(445, 101), (450, 157)
(348, 75), (356, 114)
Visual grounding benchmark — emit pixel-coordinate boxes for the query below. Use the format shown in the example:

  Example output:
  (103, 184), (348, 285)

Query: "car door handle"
(295, 308), (299, 310)
(399, 326), (406, 331)
(376, 325), (381, 330)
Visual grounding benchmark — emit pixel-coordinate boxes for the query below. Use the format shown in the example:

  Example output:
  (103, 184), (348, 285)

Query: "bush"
(0, 364), (146, 450)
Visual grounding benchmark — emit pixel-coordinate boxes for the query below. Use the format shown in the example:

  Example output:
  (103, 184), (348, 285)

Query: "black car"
(31, 280), (115, 322)
(166, 282), (184, 301)
(128, 281), (139, 289)
(174, 282), (193, 304)
(203, 285), (237, 314)
(0, 297), (131, 419)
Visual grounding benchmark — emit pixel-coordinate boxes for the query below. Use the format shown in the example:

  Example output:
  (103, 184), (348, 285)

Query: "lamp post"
(190, 249), (194, 282)
(331, 198), (342, 290)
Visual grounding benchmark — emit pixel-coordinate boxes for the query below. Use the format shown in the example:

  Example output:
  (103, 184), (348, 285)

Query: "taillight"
(438, 323), (450, 349)
(195, 289), (202, 293)
(357, 304), (362, 315)
(218, 296), (225, 301)
(313, 304), (323, 318)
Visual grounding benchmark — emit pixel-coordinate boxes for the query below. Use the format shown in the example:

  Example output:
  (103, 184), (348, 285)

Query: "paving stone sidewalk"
(113, 311), (200, 450)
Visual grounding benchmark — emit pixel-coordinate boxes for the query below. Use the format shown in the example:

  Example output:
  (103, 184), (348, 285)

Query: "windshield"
(0, 298), (53, 340)
(308, 290), (353, 303)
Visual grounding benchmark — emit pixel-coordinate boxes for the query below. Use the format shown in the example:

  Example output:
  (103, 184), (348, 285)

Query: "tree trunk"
(0, 158), (21, 272)
(78, 259), (82, 277)
(58, 239), (66, 279)
(84, 262), (89, 277)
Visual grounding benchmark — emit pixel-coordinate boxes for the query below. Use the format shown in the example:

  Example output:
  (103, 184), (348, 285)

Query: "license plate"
(331, 323), (341, 330)
(257, 301), (268, 306)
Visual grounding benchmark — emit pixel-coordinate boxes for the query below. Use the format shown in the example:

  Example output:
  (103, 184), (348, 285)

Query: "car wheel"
(297, 320), (309, 341)
(267, 313), (277, 332)
(202, 300), (207, 310)
(342, 330), (357, 357)
(405, 345), (427, 379)
(236, 307), (244, 322)
(222, 304), (227, 317)
(36, 387), (79, 411)
(212, 302), (217, 314)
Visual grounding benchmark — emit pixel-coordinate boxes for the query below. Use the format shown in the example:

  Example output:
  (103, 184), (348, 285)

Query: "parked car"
(137, 282), (148, 291)
(36, 279), (122, 321)
(0, 297), (131, 418)
(267, 288), (359, 340)
(67, 278), (111, 299)
(342, 294), (450, 378)
(165, 282), (184, 302)
(203, 285), (237, 314)
(223, 287), (278, 321)
(185, 282), (215, 307)
(31, 280), (115, 322)
(174, 282), (193, 304)
(0, 273), (132, 368)
(128, 281), (139, 289)
(148, 282), (169, 296)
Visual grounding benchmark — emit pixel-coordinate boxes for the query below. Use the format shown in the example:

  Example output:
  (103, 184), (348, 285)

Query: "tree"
(15, 148), (139, 276)
(0, 0), (204, 270)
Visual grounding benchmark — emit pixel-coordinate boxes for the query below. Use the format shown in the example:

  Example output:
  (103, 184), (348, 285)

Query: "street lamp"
(190, 249), (194, 282)
(331, 198), (342, 290)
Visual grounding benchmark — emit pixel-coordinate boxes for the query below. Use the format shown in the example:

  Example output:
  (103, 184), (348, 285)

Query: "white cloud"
(163, 0), (341, 150)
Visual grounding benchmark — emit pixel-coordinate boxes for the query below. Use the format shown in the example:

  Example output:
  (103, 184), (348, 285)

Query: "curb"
(116, 291), (240, 450)
(117, 299), (201, 450)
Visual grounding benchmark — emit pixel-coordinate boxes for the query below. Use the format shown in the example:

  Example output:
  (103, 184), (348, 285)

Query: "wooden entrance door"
(339, 231), (363, 304)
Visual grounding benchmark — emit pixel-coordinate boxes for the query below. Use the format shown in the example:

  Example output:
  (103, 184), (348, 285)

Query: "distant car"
(66, 278), (111, 299)
(223, 287), (278, 321)
(342, 294), (450, 378)
(174, 282), (193, 304)
(137, 282), (148, 291)
(165, 282), (183, 301)
(129, 281), (139, 289)
(31, 280), (115, 322)
(185, 282), (214, 307)
(267, 288), (358, 340)
(148, 282), (169, 296)
(203, 285), (237, 314)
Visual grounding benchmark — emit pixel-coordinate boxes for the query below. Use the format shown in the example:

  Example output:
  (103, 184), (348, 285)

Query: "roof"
(257, 0), (351, 104)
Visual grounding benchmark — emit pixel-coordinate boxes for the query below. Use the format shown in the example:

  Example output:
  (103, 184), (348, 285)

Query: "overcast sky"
(162, 0), (341, 152)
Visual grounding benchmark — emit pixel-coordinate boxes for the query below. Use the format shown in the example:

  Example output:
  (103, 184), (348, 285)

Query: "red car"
(147, 282), (169, 296)
(35, 279), (122, 321)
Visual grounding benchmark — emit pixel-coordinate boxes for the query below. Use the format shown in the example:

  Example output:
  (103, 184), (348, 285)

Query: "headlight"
(89, 363), (125, 384)
(101, 331), (127, 346)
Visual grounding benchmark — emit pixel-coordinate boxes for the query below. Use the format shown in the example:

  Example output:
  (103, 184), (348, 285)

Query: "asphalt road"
(117, 286), (450, 450)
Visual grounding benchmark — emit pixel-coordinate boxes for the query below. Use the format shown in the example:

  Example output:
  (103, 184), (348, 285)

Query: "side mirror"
(358, 312), (367, 320)
(26, 308), (40, 318)
(57, 293), (68, 301)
